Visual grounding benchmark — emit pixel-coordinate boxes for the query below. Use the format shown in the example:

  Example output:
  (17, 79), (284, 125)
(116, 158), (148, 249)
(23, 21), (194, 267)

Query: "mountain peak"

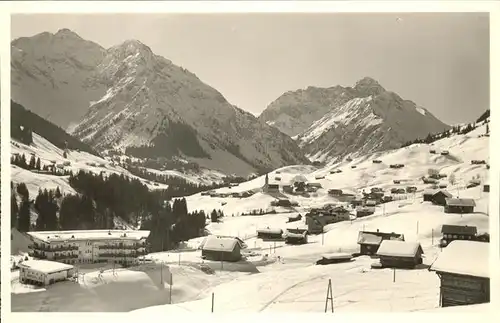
(55, 28), (82, 39)
(354, 76), (386, 96)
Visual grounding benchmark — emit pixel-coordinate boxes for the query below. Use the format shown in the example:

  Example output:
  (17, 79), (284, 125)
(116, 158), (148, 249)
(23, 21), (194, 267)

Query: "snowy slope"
(260, 77), (449, 162)
(12, 30), (309, 177)
(11, 118), (490, 313)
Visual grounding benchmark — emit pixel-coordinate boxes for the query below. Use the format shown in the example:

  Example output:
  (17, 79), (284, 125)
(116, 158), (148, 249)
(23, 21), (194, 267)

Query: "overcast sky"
(11, 13), (489, 124)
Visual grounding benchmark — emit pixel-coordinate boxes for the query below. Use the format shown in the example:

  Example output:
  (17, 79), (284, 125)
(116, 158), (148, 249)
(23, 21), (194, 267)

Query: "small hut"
(284, 231), (308, 245)
(376, 240), (424, 269)
(357, 230), (405, 255)
(201, 235), (243, 262)
(256, 228), (284, 240)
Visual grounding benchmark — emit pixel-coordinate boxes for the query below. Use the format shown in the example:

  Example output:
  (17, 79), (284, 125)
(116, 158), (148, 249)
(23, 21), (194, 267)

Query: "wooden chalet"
(201, 235), (244, 262)
(444, 198), (476, 214)
(356, 206), (375, 218)
(439, 225), (477, 248)
(376, 240), (424, 269)
(357, 230), (405, 255)
(256, 228), (283, 240)
(284, 231), (308, 245)
(429, 240), (489, 307)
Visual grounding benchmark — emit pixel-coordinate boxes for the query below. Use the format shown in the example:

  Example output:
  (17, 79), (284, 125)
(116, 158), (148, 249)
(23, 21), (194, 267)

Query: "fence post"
(416, 221), (419, 235)
(431, 229), (434, 246)
(211, 292), (215, 313)
(169, 273), (173, 304)
(324, 279), (334, 313)
(178, 252), (181, 266)
(393, 268), (396, 283)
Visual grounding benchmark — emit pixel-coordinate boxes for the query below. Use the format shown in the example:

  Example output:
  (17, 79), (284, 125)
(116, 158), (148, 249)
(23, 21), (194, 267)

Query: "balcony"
(97, 243), (146, 250)
(32, 244), (78, 252)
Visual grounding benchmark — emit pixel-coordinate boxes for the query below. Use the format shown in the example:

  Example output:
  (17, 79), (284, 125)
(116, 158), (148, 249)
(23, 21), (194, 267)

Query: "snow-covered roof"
(28, 230), (151, 243)
(201, 235), (241, 252)
(256, 228), (283, 235)
(376, 240), (423, 258)
(19, 259), (74, 274)
(291, 175), (308, 183)
(441, 224), (477, 235)
(284, 232), (307, 239)
(430, 240), (489, 278)
(321, 253), (352, 260)
(423, 189), (439, 195)
(445, 198), (476, 207)
(357, 232), (383, 245)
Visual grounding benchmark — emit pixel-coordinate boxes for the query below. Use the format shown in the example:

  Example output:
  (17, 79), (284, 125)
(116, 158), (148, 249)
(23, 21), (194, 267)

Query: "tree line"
(11, 170), (214, 251)
(401, 120), (486, 148)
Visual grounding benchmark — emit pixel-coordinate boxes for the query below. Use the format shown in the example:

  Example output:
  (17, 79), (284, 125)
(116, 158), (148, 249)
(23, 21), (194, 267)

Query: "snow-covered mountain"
(11, 30), (309, 176)
(11, 29), (107, 129)
(259, 77), (450, 162)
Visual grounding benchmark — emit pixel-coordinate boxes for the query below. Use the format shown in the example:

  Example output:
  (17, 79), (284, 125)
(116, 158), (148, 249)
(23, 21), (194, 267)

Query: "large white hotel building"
(27, 230), (151, 266)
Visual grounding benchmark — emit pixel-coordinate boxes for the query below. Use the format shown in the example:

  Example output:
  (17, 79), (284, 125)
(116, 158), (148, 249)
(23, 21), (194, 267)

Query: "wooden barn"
(429, 240), (489, 307)
(357, 230), (405, 255)
(376, 240), (424, 269)
(444, 198), (476, 214)
(256, 228), (284, 240)
(284, 231), (308, 245)
(439, 225), (477, 248)
(201, 235), (244, 262)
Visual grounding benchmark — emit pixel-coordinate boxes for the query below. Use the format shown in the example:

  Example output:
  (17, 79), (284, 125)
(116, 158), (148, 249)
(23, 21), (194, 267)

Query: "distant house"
(430, 190), (453, 206)
(393, 180), (401, 184)
(307, 182), (322, 189)
(256, 228), (283, 240)
(429, 240), (489, 307)
(439, 225), (477, 248)
(266, 184), (280, 193)
(315, 175), (326, 180)
(356, 206), (375, 218)
(287, 227), (308, 235)
(364, 199), (377, 207)
(376, 240), (424, 269)
(406, 186), (417, 193)
(441, 150), (450, 156)
(483, 183), (489, 193)
(201, 235), (244, 262)
(372, 159), (382, 164)
(328, 189), (343, 196)
(423, 189), (438, 202)
(351, 198), (364, 207)
(444, 198), (476, 214)
(357, 230), (405, 255)
(351, 165), (357, 169)
(284, 231), (308, 245)
(287, 213), (302, 223)
(271, 199), (292, 207)
(430, 149), (437, 154)
(471, 160), (486, 165)
(282, 185), (294, 194)
(382, 196), (394, 203)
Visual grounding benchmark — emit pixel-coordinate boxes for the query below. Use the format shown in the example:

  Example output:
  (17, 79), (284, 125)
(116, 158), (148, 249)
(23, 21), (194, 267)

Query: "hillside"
(11, 100), (99, 156)
(259, 77), (450, 162)
(11, 30), (309, 176)
(11, 120), (490, 313)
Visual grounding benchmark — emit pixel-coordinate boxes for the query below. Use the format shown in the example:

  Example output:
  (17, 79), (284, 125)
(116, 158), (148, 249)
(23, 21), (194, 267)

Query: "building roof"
(285, 232), (307, 239)
(321, 253), (352, 260)
(445, 198), (476, 207)
(201, 235), (242, 252)
(292, 175), (308, 183)
(256, 228), (283, 235)
(357, 232), (383, 245)
(430, 240), (489, 278)
(27, 230), (151, 243)
(441, 224), (477, 235)
(434, 190), (452, 198)
(376, 240), (423, 258)
(19, 260), (74, 274)
(423, 189), (439, 196)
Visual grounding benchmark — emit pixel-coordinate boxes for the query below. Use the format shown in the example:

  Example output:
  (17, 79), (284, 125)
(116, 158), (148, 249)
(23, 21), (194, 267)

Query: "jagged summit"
(353, 76), (386, 97)
(55, 28), (82, 38)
